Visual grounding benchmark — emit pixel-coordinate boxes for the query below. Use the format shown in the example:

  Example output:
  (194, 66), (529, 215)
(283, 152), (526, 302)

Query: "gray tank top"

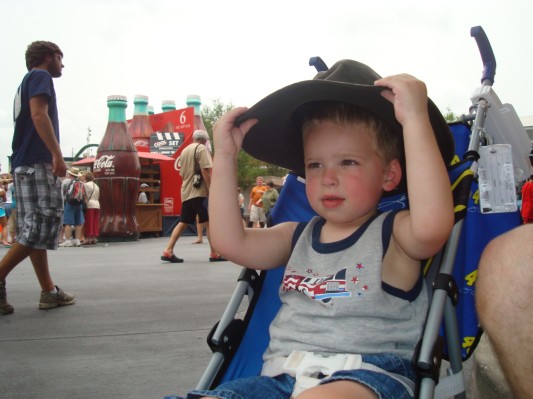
(265, 211), (428, 361)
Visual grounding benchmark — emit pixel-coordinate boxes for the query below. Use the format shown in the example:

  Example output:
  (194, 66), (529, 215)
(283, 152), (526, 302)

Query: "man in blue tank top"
(1, 41), (76, 315)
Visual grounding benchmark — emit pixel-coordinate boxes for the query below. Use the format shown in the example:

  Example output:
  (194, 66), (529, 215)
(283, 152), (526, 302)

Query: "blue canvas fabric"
(444, 123), (521, 358)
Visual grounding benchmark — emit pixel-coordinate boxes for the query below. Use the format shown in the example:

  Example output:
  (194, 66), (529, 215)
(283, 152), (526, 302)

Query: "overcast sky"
(1, 0), (532, 173)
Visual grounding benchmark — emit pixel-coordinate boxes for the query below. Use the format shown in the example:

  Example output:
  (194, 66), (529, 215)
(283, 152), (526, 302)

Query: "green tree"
(201, 99), (288, 190)
(201, 98), (233, 141)
(442, 107), (461, 123)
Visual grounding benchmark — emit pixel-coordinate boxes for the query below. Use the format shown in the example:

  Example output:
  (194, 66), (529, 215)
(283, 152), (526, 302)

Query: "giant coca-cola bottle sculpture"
(186, 94), (212, 152)
(128, 94), (153, 152)
(94, 95), (140, 241)
(186, 94), (206, 131)
(161, 100), (177, 134)
(161, 99), (176, 113)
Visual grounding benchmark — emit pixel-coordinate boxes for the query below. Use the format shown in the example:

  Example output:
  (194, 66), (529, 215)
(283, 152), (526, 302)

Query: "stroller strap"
(261, 350), (415, 397)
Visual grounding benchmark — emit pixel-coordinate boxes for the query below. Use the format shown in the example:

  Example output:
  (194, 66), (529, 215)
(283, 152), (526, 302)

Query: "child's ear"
(382, 159), (402, 192)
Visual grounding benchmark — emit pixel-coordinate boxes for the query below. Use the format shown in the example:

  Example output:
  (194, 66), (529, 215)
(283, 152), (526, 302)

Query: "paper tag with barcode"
(478, 144), (518, 214)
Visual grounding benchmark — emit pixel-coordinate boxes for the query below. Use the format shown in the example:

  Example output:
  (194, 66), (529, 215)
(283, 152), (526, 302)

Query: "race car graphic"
(283, 268), (351, 303)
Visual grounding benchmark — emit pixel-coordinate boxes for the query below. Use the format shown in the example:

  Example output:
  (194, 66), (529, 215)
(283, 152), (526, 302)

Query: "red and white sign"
(140, 106), (196, 216)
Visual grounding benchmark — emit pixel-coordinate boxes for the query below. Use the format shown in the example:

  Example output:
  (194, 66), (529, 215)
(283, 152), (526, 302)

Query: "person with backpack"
(59, 167), (86, 247)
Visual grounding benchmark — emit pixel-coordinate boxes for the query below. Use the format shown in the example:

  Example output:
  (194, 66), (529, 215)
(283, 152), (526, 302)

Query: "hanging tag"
(478, 144), (518, 214)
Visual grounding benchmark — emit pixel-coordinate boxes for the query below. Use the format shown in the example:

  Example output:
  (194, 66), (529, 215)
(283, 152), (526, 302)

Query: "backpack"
(66, 179), (86, 205)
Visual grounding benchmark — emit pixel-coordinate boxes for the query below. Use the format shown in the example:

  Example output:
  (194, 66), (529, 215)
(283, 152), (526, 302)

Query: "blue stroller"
(172, 26), (530, 399)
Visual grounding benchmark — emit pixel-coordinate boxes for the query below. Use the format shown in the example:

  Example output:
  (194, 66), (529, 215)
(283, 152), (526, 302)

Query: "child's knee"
(295, 381), (377, 399)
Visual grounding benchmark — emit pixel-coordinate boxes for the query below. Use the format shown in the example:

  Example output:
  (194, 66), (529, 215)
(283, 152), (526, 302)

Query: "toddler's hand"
(212, 107), (258, 157)
(374, 74), (429, 127)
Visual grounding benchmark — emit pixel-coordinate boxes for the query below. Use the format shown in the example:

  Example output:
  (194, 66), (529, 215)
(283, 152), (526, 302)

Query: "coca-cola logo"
(134, 139), (149, 147)
(94, 155), (116, 169)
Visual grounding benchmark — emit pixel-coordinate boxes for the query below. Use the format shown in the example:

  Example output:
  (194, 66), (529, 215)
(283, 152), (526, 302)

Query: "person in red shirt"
(520, 176), (533, 224)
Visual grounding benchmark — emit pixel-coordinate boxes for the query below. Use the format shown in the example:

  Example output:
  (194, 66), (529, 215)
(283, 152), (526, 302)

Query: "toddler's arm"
(209, 108), (295, 269)
(376, 75), (454, 259)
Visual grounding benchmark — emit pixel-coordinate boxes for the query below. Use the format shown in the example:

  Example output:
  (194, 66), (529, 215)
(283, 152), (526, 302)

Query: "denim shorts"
(63, 202), (85, 226)
(187, 353), (416, 399)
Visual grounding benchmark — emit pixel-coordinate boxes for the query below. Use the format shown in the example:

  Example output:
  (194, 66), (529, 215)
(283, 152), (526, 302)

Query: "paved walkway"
(0, 236), (242, 399)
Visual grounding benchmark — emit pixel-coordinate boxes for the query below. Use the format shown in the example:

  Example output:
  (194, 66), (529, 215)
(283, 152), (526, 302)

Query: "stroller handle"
(470, 26), (496, 86)
(309, 56), (329, 72)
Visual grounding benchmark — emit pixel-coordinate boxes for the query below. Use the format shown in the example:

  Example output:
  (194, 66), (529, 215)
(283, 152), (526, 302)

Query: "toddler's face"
(303, 120), (391, 227)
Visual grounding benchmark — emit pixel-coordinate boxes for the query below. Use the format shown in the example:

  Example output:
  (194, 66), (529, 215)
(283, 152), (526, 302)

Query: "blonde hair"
(301, 102), (402, 164)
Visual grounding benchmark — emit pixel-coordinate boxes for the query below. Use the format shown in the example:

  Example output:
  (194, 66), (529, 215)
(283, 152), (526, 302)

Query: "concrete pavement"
(0, 236), (243, 399)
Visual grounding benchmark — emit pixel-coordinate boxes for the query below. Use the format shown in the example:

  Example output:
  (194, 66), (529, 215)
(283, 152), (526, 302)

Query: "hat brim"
(239, 80), (455, 178)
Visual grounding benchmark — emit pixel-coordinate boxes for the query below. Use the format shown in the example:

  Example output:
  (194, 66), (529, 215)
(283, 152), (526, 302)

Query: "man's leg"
(194, 216), (204, 244)
(59, 224), (65, 243)
(63, 225), (72, 242)
(205, 222), (214, 253)
(2, 245), (60, 293)
(31, 247), (77, 309)
(0, 242), (33, 314)
(164, 222), (188, 255)
(0, 242), (33, 281)
(29, 248), (55, 292)
(259, 208), (266, 228)
(74, 224), (83, 246)
(476, 224), (533, 399)
(0, 243), (54, 314)
(249, 205), (258, 228)
(205, 223), (227, 262)
(29, 249), (76, 310)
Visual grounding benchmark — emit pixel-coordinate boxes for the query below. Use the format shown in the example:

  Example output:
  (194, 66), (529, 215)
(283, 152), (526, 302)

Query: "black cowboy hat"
(237, 59), (455, 182)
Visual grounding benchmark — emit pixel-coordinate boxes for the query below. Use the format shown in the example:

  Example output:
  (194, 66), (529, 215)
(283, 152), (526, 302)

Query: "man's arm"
(197, 144), (212, 189)
(29, 94), (66, 177)
(200, 167), (211, 189)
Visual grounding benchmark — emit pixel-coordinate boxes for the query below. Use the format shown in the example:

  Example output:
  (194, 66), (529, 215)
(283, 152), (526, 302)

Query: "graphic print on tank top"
(282, 263), (370, 304)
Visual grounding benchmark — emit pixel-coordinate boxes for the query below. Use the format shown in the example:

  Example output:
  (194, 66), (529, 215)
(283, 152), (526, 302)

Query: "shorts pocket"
(28, 208), (62, 247)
